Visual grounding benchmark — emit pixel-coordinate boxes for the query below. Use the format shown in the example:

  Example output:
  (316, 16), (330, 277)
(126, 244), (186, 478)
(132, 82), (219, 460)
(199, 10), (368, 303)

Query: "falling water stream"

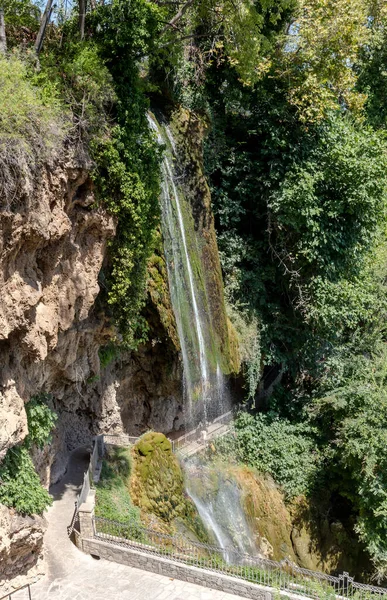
(148, 113), (257, 562)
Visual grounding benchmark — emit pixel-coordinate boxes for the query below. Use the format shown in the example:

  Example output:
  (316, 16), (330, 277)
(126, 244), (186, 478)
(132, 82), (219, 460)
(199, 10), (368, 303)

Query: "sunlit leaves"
(278, 0), (370, 121)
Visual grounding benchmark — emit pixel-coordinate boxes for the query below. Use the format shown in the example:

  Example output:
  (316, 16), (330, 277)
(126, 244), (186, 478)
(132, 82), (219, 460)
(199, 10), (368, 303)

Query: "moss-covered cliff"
(169, 108), (240, 377)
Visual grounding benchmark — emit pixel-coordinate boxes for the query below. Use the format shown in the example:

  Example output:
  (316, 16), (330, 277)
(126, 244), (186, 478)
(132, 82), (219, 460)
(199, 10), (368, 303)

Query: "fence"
(0, 584), (32, 600)
(103, 433), (140, 447)
(172, 409), (234, 454)
(93, 516), (387, 600)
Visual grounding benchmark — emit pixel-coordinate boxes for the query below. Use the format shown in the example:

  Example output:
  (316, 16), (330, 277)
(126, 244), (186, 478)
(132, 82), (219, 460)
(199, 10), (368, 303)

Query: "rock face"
(0, 152), (114, 459)
(0, 506), (46, 591)
(0, 150), (115, 590)
(0, 112), (238, 589)
(0, 148), (185, 589)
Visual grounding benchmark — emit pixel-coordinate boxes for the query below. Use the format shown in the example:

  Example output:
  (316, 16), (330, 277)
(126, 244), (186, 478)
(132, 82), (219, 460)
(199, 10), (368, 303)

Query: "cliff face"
(0, 109), (238, 590)
(0, 147), (185, 590)
(0, 151), (113, 590)
(0, 152), (113, 459)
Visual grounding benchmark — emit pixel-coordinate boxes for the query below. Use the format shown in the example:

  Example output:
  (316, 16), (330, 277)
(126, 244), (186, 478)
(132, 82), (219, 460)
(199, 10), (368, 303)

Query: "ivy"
(0, 395), (57, 515)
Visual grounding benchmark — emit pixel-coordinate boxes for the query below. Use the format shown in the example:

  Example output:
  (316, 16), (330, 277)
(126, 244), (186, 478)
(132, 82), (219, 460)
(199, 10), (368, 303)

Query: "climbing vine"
(0, 395), (57, 515)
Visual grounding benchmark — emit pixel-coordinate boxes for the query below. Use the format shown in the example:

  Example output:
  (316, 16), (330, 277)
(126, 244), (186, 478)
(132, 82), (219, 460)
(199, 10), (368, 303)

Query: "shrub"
(95, 446), (141, 525)
(0, 394), (57, 515)
(0, 446), (52, 514)
(215, 412), (320, 499)
(25, 394), (57, 449)
(0, 53), (68, 209)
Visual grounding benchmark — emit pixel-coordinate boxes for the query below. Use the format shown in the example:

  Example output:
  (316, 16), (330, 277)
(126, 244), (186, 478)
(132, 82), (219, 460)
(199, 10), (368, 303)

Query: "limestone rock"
(0, 505), (46, 595)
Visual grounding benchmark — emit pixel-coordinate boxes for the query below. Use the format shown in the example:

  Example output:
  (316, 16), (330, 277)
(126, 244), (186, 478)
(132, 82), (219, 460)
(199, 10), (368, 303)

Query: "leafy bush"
(216, 412), (320, 499)
(0, 53), (67, 208)
(37, 41), (116, 140)
(25, 393), (57, 449)
(0, 395), (57, 515)
(0, 446), (52, 515)
(312, 343), (387, 572)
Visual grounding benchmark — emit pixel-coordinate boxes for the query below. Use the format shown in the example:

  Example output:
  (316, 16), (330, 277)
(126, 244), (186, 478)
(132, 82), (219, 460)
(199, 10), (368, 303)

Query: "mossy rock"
(131, 432), (186, 523)
(137, 440), (154, 456)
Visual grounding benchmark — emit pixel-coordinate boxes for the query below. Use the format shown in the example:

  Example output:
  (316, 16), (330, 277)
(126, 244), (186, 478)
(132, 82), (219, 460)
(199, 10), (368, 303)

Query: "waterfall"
(147, 114), (212, 421)
(184, 458), (259, 563)
(148, 113), (256, 562)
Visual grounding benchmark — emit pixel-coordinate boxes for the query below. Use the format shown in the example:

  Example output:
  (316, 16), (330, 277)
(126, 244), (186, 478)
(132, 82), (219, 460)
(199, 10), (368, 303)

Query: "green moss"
(147, 231), (180, 350)
(131, 432), (192, 524)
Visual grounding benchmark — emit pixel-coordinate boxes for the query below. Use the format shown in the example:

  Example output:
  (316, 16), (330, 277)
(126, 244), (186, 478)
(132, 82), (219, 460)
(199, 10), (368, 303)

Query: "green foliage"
(37, 41), (116, 139)
(216, 412), (319, 499)
(357, 5), (387, 129)
(83, 0), (162, 348)
(161, 0), (297, 110)
(310, 342), (387, 571)
(268, 115), (387, 281)
(0, 53), (67, 207)
(2, 0), (41, 31)
(205, 87), (387, 366)
(95, 446), (141, 525)
(25, 394), (57, 449)
(91, 124), (160, 348)
(98, 343), (120, 369)
(0, 446), (52, 515)
(0, 395), (56, 515)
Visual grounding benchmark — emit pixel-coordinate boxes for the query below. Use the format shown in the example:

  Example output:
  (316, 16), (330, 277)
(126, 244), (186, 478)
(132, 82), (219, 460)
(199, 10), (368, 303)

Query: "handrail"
(0, 584), (31, 600)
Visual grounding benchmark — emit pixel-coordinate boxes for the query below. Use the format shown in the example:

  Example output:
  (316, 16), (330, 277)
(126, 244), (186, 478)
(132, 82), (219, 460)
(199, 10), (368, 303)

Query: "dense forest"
(2, 0), (387, 581)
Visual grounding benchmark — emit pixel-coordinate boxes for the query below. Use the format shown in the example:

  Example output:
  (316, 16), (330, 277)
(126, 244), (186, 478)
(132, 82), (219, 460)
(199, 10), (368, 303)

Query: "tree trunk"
(35, 0), (54, 54)
(78, 0), (86, 40)
(0, 8), (7, 53)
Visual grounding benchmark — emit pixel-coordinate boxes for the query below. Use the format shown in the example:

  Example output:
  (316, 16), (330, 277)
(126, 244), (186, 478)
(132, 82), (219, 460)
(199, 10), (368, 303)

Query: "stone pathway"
(24, 448), (247, 600)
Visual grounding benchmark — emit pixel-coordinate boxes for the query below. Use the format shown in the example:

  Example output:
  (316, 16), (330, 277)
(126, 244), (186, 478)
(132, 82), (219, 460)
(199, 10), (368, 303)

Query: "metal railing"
(103, 433), (140, 447)
(93, 516), (387, 600)
(0, 584), (32, 600)
(172, 409), (234, 454)
(172, 426), (200, 452)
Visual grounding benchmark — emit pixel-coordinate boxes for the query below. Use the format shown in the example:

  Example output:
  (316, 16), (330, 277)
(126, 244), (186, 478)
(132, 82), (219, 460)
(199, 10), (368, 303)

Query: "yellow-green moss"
(131, 432), (189, 522)
(147, 230), (180, 350)
(223, 463), (369, 576)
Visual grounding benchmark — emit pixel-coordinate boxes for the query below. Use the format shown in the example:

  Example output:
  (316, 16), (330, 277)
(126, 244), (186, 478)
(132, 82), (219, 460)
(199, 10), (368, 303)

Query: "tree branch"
(160, 0), (195, 35)
(35, 0), (54, 54)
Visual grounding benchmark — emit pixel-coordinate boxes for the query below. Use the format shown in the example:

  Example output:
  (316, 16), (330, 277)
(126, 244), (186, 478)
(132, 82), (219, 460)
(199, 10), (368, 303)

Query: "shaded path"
(23, 448), (247, 600)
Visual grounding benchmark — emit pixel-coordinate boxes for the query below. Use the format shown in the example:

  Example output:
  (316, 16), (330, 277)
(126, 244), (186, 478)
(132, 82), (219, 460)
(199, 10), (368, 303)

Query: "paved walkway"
(23, 448), (247, 600)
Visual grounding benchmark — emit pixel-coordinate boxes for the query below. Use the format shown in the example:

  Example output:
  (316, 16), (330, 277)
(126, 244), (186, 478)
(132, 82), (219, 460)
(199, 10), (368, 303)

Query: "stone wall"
(82, 537), (273, 600)
(77, 488), (272, 600)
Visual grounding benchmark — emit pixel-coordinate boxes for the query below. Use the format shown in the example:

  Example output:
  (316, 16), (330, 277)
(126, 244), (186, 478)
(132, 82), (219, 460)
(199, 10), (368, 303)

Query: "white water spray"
(147, 114), (209, 410)
(148, 113), (256, 562)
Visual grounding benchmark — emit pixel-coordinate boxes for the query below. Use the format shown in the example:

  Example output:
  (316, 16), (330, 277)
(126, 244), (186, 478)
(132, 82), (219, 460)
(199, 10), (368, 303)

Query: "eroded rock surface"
(0, 505), (46, 591)
(0, 149), (185, 590)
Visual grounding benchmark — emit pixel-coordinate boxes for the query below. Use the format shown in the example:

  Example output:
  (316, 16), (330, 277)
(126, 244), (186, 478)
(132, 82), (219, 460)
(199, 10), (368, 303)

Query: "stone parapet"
(82, 537), (273, 600)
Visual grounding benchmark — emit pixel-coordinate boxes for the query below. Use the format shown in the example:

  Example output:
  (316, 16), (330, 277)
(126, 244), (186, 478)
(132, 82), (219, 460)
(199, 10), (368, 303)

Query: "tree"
(0, 8), (6, 53)
(35, 0), (54, 53)
(78, 0), (86, 39)
(275, 0), (370, 121)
